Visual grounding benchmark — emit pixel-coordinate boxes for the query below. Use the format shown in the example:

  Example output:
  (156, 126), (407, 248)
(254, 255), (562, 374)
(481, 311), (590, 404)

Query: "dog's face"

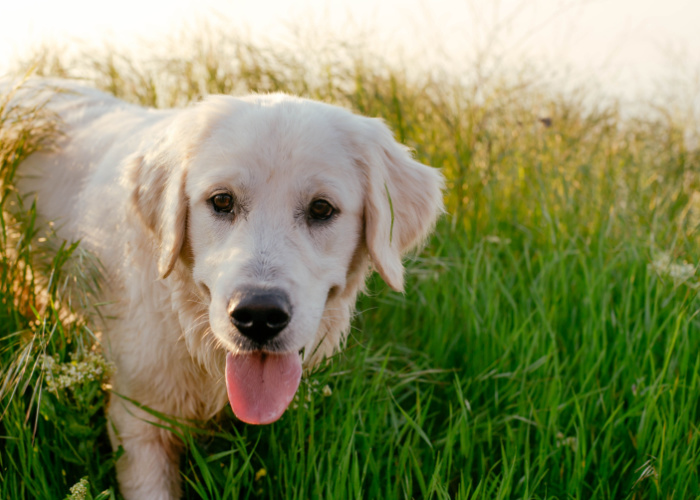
(130, 94), (443, 424)
(187, 96), (369, 362)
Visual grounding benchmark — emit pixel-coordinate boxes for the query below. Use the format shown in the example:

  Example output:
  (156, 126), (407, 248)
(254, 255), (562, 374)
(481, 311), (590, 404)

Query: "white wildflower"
(556, 431), (578, 452)
(291, 377), (331, 407)
(68, 477), (89, 500)
(485, 235), (511, 245)
(649, 251), (698, 288)
(649, 252), (671, 275)
(42, 352), (113, 392)
(669, 261), (696, 282)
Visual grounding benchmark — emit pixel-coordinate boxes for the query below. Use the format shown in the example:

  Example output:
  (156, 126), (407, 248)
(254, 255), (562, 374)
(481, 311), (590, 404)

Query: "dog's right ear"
(127, 146), (188, 280)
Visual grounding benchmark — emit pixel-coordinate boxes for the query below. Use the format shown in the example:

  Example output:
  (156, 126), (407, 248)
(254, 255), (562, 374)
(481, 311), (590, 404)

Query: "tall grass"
(1, 30), (699, 499)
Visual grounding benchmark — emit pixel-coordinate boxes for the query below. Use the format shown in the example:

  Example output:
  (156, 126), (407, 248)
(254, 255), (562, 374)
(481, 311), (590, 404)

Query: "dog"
(8, 78), (444, 499)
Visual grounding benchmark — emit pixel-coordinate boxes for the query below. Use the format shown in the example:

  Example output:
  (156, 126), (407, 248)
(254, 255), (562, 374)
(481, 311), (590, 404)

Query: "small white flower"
(485, 235), (511, 245)
(68, 477), (89, 500)
(42, 352), (113, 391)
(555, 432), (578, 451)
(649, 252), (671, 275)
(649, 251), (698, 288)
(669, 261), (696, 283)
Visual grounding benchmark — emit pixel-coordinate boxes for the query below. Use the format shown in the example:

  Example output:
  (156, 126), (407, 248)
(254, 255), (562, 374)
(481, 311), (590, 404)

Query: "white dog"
(9, 79), (444, 499)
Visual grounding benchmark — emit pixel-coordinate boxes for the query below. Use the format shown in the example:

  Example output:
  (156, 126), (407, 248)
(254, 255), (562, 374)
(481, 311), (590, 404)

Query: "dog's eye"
(309, 199), (335, 220)
(211, 193), (234, 213)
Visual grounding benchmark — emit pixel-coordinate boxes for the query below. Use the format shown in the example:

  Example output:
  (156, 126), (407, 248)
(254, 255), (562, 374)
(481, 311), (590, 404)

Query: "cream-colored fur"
(8, 79), (444, 499)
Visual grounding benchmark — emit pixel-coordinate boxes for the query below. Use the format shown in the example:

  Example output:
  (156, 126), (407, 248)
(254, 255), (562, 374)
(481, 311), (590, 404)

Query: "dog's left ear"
(128, 140), (188, 280)
(358, 118), (445, 291)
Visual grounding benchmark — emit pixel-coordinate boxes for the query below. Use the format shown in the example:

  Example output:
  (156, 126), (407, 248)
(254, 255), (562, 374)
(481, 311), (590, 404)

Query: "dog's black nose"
(229, 288), (291, 344)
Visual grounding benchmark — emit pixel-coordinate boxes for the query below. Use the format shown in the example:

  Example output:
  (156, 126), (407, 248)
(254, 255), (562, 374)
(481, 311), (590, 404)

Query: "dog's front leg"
(108, 398), (184, 500)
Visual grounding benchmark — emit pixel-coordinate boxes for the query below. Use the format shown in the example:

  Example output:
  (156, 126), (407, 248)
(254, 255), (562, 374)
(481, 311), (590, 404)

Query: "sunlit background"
(2, 0), (700, 104)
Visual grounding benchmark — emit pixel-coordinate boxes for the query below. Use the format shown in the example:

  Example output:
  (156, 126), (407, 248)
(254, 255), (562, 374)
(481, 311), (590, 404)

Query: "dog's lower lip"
(229, 336), (289, 354)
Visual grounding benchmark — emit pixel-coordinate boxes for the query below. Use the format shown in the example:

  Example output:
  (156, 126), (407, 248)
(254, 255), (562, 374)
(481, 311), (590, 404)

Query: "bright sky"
(2, 0), (700, 101)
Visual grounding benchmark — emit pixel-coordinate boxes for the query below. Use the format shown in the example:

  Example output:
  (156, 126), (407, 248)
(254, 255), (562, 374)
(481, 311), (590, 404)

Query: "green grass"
(2, 31), (700, 499)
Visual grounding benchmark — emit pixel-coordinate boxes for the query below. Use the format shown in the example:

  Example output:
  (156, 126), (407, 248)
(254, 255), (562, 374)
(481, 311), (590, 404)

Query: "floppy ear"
(126, 96), (252, 280)
(358, 118), (445, 291)
(128, 145), (188, 280)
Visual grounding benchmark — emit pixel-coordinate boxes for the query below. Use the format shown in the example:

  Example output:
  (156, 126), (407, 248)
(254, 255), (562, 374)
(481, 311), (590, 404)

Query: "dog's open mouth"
(225, 351), (302, 425)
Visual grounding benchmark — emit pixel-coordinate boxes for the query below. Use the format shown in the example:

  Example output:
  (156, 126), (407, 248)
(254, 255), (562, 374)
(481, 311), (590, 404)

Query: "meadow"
(1, 32), (699, 499)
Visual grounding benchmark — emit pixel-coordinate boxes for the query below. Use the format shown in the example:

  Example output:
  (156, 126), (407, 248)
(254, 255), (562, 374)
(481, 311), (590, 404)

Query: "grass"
(1, 30), (699, 499)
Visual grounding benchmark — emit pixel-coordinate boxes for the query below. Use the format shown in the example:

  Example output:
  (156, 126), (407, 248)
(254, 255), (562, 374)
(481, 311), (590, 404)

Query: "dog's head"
(129, 94), (444, 424)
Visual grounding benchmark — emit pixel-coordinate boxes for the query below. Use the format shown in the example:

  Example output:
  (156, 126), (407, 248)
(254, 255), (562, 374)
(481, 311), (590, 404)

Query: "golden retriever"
(10, 79), (444, 499)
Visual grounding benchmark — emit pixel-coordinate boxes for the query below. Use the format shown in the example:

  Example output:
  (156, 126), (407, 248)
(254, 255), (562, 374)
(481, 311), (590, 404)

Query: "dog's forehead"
(187, 96), (364, 195)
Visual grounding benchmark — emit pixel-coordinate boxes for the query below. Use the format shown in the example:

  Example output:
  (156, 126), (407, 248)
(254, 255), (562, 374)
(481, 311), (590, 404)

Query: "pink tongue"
(225, 351), (302, 425)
